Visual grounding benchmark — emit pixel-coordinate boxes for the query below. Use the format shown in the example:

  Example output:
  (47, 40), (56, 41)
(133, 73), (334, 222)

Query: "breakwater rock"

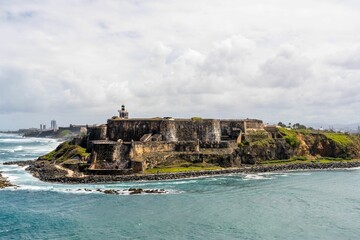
(21, 160), (360, 184)
(3, 160), (35, 167)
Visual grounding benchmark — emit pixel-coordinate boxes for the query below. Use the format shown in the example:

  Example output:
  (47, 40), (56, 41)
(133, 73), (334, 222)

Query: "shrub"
(191, 117), (203, 121)
(245, 130), (269, 142)
(278, 127), (301, 148)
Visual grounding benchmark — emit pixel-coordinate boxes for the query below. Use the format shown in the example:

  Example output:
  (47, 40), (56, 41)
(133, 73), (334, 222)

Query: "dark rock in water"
(128, 188), (166, 194)
(103, 189), (119, 195)
(129, 188), (143, 194)
(3, 160), (35, 166)
(143, 189), (165, 194)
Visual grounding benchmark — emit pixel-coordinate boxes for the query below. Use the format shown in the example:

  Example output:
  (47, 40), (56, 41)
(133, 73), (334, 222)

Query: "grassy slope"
(40, 141), (89, 163)
(279, 127), (360, 148)
(278, 127), (301, 147)
(323, 132), (356, 147)
(144, 161), (222, 174)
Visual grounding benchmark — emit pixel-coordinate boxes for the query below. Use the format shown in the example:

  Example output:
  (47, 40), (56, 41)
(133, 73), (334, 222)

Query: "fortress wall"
(92, 141), (119, 162)
(244, 119), (263, 129)
(220, 120), (245, 137)
(107, 119), (221, 144)
(130, 142), (176, 158)
(87, 125), (107, 141)
(107, 119), (163, 141)
(90, 141), (131, 169)
(160, 120), (178, 142)
(130, 141), (199, 160)
(175, 141), (199, 152)
(173, 119), (221, 144)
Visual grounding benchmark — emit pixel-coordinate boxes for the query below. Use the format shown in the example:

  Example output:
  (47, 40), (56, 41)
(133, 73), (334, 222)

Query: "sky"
(1, 0), (360, 130)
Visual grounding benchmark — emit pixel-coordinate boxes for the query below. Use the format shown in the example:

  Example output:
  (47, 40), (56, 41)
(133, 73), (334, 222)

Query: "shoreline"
(0, 172), (14, 188)
(4, 160), (360, 184)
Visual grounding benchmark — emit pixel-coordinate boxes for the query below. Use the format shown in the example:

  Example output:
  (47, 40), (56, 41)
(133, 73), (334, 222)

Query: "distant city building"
(39, 124), (46, 130)
(118, 105), (129, 119)
(51, 120), (57, 130)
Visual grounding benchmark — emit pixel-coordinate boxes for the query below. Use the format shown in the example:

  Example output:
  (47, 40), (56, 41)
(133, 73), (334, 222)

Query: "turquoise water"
(1, 134), (360, 239)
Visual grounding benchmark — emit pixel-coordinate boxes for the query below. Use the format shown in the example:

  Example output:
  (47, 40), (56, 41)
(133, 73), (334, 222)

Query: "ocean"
(1, 133), (360, 240)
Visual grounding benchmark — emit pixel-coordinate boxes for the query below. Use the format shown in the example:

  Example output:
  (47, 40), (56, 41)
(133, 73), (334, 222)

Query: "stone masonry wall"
(90, 141), (131, 169)
(171, 119), (221, 144)
(244, 119), (263, 129)
(220, 120), (245, 138)
(130, 141), (200, 159)
(87, 125), (107, 141)
(130, 142), (176, 159)
(107, 119), (221, 144)
(107, 119), (163, 141)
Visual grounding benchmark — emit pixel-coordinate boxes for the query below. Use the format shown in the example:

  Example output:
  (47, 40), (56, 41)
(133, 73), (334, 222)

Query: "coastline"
(4, 160), (360, 184)
(0, 172), (14, 188)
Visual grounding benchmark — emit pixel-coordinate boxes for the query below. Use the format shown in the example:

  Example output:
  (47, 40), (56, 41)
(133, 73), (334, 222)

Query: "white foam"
(243, 174), (273, 180)
(6, 175), (19, 181)
(3, 182), (179, 195)
(13, 146), (23, 152)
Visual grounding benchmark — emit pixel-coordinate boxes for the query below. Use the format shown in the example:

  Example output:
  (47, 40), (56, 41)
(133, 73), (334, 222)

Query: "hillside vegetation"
(39, 142), (89, 163)
(239, 127), (360, 164)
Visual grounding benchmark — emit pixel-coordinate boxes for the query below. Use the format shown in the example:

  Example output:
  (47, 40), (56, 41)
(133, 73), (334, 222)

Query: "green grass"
(278, 127), (301, 148)
(191, 117), (203, 121)
(296, 129), (314, 134)
(323, 133), (353, 146)
(245, 130), (270, 142)
(40, 141), (90, 163)
(250, 138), (275, 147)
(59, 130), (71, 137)
(144, 163), (222, 174)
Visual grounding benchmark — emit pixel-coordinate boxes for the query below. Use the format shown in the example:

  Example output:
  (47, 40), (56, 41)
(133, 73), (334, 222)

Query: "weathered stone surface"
(106, 118), (221, 144)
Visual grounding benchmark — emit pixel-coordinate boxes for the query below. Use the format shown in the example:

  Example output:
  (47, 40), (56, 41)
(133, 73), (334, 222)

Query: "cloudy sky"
(1, 0), (360, 129)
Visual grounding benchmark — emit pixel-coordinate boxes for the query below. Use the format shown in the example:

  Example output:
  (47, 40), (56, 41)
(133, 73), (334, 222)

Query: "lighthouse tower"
(118, 105), (129, 119)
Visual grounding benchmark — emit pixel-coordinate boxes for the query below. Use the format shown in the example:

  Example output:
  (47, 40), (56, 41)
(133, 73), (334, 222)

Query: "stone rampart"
(107, 119), (163, 141)
(90, 141), (131, 169)
(243, 119), (263, 130)
(87, 125), (107, 141)
(107, 118), (221, 144)
(130, 141), (176, 158)
(220, 120), (245, 138)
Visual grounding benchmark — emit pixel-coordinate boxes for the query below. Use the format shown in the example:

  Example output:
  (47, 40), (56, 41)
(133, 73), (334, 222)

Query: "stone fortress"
(84, 105), (267, 174)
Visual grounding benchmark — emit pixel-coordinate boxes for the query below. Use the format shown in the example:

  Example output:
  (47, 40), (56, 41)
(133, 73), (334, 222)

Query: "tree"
(277, 122), (287, 128)
(293, 123), (306, 130)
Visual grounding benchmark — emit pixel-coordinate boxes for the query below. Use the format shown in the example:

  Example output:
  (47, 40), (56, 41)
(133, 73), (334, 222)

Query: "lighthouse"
(118, 105), (129, 119)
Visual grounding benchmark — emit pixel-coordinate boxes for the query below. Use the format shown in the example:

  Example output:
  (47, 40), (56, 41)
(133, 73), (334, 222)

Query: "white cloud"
(1, 0), (360, 129)
(256, 45), (312, 88)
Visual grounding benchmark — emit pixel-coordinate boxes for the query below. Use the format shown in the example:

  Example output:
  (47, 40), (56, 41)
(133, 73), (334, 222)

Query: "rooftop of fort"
(108, 117), (263, 123)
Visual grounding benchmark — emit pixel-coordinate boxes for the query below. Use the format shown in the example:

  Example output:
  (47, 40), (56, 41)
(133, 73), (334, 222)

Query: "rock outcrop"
(239, 130), (360, 164)
(0, 172), (14, 188)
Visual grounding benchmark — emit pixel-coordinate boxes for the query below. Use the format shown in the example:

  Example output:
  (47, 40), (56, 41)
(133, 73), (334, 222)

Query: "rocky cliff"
(239, 128), (360, 164)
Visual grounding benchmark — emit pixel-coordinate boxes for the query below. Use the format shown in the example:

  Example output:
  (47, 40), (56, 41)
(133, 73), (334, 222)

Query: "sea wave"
(243, 174), (273, 180)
